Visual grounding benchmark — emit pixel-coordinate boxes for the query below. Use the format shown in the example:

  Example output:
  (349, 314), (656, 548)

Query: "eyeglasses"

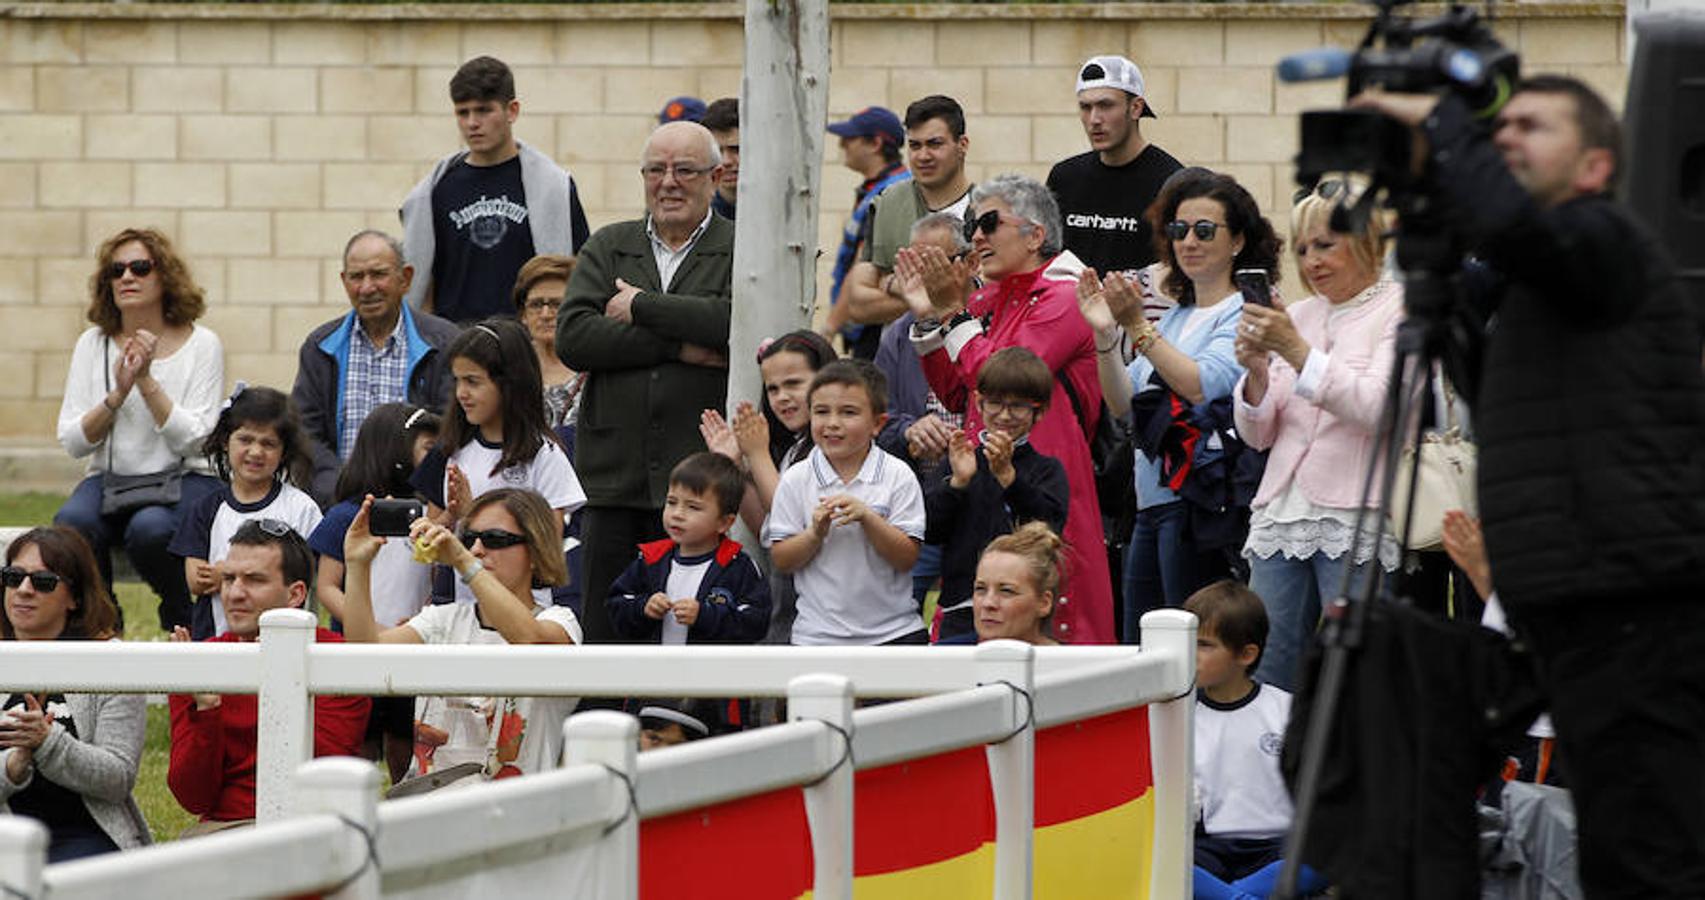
(978, 396), (1042, 418)
(460, 528), (528, 550)
(254, 518), (294, 537)
(1164, 220), (1229, 242)
(106, 259), (155, 280)
(641, 164), (714, 183)
(523, 297), (562, 314)
(962, 209), (1025, 243)
(0, 566), (64, 593)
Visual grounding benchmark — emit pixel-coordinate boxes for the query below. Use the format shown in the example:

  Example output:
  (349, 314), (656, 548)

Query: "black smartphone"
(369, 498), (424, 537)
(1235, 269), (1272, 307)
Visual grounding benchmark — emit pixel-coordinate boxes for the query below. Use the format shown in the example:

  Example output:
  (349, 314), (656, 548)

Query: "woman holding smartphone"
(1231, 178), (1404, 692)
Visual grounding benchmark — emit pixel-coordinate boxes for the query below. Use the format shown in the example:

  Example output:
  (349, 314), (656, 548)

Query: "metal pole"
(728, 0), (830, 414)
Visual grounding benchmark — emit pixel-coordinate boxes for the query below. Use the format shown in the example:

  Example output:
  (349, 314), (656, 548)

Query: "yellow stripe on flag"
(1035, 786), (1156, 900)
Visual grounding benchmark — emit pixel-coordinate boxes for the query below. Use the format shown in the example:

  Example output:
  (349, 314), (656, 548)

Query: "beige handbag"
(1388, 381), (1477, 551)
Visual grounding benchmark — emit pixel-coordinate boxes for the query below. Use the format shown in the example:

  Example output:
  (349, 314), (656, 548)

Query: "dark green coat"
(556, 216), (734, 509)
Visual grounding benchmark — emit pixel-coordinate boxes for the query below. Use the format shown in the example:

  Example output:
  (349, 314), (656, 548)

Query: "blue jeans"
(1193, 861), (1330, 899)
(54, 472), (222, 631)
(1247, 551), (1377, 693)
(1123, 502), (1208, 644)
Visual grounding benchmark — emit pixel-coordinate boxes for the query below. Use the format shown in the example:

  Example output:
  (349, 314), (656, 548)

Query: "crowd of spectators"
(5, 47), (1695, 899)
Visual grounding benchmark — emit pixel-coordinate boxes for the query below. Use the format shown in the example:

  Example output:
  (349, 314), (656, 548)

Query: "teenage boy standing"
(401, 56), (590, 323)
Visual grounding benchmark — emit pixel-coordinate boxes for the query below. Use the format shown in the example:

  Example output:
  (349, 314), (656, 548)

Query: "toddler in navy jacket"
(607, 452), (770, 644)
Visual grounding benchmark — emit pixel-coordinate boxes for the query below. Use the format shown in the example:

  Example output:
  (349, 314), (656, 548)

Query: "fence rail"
(0, 609), (1197, 899)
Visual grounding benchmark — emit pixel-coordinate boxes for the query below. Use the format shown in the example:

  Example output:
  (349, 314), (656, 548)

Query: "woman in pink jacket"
(901, 173), (1115, 645)
(1233, 183), (1404, 691)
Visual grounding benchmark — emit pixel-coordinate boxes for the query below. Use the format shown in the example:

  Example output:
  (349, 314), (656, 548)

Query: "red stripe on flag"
(854, 746), (995, 876)
(1035, 707), (1153, 827)
(641, 787), (813, 899)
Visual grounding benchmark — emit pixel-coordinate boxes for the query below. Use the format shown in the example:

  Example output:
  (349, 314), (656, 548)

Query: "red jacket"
(168, 629), (371, 822)
(919, 259), (1116, 644)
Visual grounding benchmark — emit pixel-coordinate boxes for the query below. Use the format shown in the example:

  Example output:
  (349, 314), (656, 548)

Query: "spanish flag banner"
(633, 707), (1154, 899)
(1034, 707), (1156, 899)
(640, 787), (814, 900)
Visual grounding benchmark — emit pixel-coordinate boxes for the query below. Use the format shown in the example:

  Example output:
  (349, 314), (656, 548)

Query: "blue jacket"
(606, 537), (770, 643)
(292, 304), (460, 505)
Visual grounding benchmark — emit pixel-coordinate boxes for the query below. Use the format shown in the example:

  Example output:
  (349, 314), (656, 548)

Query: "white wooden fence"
(0, 608), (1196, 899)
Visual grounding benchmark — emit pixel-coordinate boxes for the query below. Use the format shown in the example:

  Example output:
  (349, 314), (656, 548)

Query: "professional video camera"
(1279, 0), (1520, 239)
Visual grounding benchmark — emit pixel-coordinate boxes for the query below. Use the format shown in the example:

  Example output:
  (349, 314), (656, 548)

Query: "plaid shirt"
(339, 319), (410, 458)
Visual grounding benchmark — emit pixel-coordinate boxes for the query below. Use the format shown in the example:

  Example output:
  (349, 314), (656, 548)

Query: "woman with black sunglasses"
(52, 228), (226, 633)
(340, 487), (581, 783)
(0, 527), (150, 860)
(1078, 169), (1282, 638)
(896, 172), (1115, 645)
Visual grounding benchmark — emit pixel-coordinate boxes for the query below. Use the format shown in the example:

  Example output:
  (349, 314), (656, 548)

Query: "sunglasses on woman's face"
(0, 566), (64, 593)
(106, 259), (156, 280)
(1164, 219), (1228, 242)
(460, 529), (528, 550)
(962, 209), (1003, 242)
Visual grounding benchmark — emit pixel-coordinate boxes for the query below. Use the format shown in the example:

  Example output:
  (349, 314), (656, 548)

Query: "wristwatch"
(457, 560), (485, 585)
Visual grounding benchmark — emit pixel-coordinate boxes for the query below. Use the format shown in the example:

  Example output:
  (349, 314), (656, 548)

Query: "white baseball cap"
(1076, 55), (1158, 118)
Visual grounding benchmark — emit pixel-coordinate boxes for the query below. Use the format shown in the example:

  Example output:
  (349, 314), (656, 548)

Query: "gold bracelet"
(1132, 324), (1160, 355)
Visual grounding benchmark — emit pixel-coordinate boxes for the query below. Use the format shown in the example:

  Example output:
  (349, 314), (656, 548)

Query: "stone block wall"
(0, 2), (1625, 447)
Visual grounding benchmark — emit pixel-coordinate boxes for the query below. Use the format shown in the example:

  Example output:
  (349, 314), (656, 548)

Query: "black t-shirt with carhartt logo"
(4, 692), (102, 836)
(431, 155), (535, 324)
(1046, 143), (1183, 277)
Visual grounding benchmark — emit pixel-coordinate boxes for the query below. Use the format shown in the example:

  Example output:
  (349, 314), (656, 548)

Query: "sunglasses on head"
(106, 259), (155, 280)
(460, 528), (528, 550)
(1164, 219), (1227, 242)
(1, 566), (64, 593)
(962, 209), (1003, 243)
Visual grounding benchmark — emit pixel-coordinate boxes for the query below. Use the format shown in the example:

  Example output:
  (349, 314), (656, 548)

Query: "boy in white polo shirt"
(765, 359), (927, 645)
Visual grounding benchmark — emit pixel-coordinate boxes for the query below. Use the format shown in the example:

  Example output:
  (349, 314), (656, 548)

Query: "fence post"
(1141, 608), (1197, 900)
(295, 757), (383, 900)
(0, 818), (45, 900)
(564, 710), (640, 900)
(256, 607), (317, 823)
(788, 673), (854, 900)
(976, 639), (1036, 900)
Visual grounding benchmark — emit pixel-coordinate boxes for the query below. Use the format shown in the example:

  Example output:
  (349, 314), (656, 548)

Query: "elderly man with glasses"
(555, 121), (735, 645)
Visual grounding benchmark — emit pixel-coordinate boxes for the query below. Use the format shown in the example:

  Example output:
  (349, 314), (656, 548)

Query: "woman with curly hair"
(1079, 169), (1282, 637)
(53, 228), (225, 631)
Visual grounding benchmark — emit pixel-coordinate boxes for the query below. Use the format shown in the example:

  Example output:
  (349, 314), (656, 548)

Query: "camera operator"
(1354, 77), (1705, 897)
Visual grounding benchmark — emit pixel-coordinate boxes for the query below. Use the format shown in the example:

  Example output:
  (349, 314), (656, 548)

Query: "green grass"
(0, 492), (67, 528)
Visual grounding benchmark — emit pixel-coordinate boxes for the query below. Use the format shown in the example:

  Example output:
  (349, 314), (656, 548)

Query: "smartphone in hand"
(1235, 269), (1273, 307)
(369, 498), (424, 537)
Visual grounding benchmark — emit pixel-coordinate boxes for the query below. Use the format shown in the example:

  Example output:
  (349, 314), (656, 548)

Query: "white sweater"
(56, 325), (224, 477)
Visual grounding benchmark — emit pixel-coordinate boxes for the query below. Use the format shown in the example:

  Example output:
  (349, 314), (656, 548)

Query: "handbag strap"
(103, 338), (113, 475)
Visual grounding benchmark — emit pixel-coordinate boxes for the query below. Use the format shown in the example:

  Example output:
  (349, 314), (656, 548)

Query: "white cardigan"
(55, 324), (223, 477)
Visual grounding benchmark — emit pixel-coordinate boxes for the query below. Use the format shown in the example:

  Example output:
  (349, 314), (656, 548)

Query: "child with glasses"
(922, 348), (1068, 643)
(340, 488), (580, 784)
